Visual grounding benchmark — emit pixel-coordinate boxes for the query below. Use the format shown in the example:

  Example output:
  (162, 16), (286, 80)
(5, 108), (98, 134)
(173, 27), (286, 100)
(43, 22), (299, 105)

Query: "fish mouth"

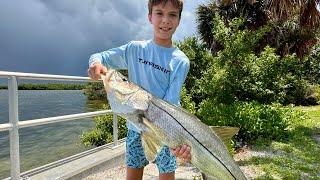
(101, 70), (115, 91)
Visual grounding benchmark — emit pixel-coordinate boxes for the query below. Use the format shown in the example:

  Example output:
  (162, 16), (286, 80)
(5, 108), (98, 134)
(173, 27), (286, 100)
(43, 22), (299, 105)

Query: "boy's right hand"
(87, 62), (108, 80)
(171, 144), (191, 163)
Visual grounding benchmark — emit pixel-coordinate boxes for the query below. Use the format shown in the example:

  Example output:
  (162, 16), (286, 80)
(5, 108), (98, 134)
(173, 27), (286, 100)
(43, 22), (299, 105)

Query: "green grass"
(242, 105), (320, 179)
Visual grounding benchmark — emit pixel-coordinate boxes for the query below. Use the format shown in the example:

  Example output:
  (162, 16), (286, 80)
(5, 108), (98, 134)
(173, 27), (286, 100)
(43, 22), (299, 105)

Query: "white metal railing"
(0, 71), (118, 180)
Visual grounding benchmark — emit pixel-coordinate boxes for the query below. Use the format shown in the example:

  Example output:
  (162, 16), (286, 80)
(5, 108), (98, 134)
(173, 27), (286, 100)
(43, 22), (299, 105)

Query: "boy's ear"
(148, 14), (152, 24)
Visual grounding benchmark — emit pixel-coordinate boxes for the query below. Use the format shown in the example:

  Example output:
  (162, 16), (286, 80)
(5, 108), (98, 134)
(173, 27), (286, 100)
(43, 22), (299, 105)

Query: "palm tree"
(197, 0), (320, 58)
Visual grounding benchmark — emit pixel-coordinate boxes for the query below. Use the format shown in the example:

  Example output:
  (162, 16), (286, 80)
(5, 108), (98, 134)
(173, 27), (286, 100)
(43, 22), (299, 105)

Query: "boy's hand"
(88, 62), (107, 80)
(171, 144), (191, 163)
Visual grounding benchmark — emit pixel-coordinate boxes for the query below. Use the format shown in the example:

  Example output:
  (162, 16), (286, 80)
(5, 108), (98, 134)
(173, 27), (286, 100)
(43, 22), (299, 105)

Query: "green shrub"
(197, 101), (304, 143)
(312, 84), (320, 104)
(81, 105), (127, 147)
(176, 37), (214, 106)
(196, 15), (317, 105)
(180, 86), (196, 115)
(305, 45), (320, 84)
(81, 128), (113, 147)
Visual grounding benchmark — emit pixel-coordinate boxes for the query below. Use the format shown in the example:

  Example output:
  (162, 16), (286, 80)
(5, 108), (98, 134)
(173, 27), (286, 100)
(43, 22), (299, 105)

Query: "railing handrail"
(0, 110), (113, 132)
(0, 71), (97, 81)
(0, 71), (117, 180)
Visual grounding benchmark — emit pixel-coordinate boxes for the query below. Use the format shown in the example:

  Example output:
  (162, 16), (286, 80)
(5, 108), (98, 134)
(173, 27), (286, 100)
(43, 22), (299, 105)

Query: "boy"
(88, 0), (191, 179)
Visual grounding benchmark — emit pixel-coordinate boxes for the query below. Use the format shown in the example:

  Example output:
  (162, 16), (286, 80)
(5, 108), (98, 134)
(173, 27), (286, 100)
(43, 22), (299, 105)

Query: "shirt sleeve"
(163, 59), (190, 106)
(88, 42), (132, 69)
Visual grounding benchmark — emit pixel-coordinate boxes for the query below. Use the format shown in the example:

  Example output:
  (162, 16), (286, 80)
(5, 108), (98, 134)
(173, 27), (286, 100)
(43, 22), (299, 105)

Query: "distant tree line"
(0, 85), (7, 89)
(0, 83), (87, 90)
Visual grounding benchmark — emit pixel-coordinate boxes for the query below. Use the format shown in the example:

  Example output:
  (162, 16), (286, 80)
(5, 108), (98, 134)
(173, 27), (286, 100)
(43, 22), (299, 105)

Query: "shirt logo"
(138, 58), (171, 74)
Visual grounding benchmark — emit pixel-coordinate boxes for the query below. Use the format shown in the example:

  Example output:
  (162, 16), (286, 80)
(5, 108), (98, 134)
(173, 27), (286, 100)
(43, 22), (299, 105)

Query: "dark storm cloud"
(0, 0), (150, 76)
(0, 0), (206, 77)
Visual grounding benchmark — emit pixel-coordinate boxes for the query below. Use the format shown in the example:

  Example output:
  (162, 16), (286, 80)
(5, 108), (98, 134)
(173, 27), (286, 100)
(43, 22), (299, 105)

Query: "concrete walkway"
(25, 139), (202, 180)
(84, 163), (202, 180)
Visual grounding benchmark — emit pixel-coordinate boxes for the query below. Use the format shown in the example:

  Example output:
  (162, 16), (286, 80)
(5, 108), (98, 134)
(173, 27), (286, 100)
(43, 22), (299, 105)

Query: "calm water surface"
(0, 90), (104, 179)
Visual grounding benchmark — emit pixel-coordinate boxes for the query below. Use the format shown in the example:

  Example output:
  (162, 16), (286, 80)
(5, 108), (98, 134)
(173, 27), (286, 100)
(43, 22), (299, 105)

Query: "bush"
(196, 15), (317, 105)
(197, 101), (304, 143)
(180, 86), (196, 115)
(81, 104), (127, 147)
(311, 84), (320, 105)
(176, 37), (214, 107)
(304, 45), (320, 84)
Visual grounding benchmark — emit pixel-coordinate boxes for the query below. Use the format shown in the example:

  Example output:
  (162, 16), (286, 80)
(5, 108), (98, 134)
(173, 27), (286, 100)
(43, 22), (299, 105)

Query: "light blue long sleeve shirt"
(89, 40), (190, 131)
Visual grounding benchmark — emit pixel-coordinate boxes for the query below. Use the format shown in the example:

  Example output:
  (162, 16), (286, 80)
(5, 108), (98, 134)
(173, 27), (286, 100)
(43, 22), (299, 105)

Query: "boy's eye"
(170, 14), (177, 17)
(156, 12), (163, 15)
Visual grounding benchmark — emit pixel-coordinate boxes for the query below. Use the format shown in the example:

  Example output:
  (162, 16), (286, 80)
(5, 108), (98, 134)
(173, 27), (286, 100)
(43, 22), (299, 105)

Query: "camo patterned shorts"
(126, 129), (177, 173)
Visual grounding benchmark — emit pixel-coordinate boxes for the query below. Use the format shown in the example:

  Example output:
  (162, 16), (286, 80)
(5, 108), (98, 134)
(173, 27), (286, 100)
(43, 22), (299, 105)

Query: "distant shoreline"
(0, 83), (87, 90)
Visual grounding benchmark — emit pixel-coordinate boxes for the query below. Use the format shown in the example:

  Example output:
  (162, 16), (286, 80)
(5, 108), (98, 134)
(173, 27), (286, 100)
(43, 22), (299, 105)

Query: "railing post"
(113, 114), (118, 146)
(8, 76), (20, 180)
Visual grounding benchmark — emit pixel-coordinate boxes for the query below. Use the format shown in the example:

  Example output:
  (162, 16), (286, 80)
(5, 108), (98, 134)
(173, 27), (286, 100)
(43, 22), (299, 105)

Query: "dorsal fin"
(209, 126), (239, 144)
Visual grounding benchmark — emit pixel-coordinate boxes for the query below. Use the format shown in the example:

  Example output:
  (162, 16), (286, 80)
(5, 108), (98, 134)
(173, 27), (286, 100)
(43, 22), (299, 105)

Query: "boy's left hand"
(171, 144), (191, 163)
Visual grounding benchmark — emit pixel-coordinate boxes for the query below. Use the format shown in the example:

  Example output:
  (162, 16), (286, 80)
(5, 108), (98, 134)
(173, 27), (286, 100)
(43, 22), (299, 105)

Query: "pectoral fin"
(140, 117), (163, 162)
(210, 126), (239, 144)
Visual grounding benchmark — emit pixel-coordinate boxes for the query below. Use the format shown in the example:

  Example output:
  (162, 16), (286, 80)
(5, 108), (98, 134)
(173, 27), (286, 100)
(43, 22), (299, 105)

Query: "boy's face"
(148, 1), (180, 45)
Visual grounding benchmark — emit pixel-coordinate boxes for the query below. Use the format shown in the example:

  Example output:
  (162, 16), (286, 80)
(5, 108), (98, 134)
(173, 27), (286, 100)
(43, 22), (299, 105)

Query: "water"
(0, 90), (104, 179)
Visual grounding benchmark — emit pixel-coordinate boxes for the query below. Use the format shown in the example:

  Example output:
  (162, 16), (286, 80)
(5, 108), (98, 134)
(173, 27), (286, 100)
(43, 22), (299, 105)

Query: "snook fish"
(101, 70), (247, 180)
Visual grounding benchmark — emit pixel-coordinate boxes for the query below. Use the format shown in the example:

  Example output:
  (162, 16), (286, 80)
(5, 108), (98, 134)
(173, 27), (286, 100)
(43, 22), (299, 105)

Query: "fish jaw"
(101, 70), (115, 91)
(101, 70), (151, 115)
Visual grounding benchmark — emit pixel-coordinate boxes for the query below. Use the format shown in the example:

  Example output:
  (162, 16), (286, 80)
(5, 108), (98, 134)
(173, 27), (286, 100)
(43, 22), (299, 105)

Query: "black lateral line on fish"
(150, 100), (236, 179)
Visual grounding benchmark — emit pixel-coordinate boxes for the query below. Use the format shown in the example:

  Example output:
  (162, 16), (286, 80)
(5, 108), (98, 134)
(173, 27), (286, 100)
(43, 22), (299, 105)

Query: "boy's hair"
(148, 0), (184, 19)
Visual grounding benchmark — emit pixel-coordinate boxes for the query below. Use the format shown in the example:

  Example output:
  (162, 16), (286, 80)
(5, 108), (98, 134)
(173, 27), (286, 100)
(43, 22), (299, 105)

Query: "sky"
(0, 0), (209, 77)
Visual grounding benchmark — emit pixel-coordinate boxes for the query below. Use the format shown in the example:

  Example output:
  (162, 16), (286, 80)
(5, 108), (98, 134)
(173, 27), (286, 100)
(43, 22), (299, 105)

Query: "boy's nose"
(161, 16), (170, 24)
